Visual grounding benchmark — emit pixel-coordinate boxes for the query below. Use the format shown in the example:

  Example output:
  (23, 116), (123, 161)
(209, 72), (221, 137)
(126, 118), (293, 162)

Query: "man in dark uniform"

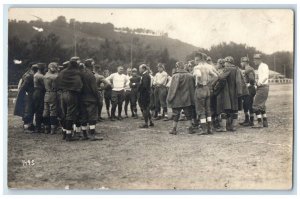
(103, 69), (112, 118)
(14, 64), (38, 133)
(43, 62), (58, 134)
(94, 64), (111, 121)
(57, 57), (83, 141)
(80, 59), (103, 141)
(33, 63), (46, 133)
(57, 61), (69, 138)
(214, 56), (244, 132)
(124, 68), (132, 118)
(138, 64), (154, 128)
(129, 68), (141, 118)
(239, 57), (256, 126)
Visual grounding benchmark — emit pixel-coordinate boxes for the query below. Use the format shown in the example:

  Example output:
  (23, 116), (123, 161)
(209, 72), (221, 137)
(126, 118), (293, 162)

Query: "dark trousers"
(242, 95), (254, 114)
(33, 89), (45, 128)
(104, 90), (112, 111)
(111, 90), (125, 117)
(172, 106), (193, 122)
(130, 89), (139, 113)
(140, 104), (151, 124)
(61, 91), (79, 130)
(23, 93), (34, 124)
(124, 90), (132, 115)
(97, 91), (104, 117)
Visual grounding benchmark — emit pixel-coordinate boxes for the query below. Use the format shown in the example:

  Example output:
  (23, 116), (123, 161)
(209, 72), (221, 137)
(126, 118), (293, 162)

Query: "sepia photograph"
(6, 7), (294, 190)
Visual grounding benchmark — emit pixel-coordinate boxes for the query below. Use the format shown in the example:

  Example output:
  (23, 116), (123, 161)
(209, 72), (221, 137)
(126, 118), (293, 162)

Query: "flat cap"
(31, 64), (38, 69)
(217, 58), (225, 64)
(70, 56), (80, 62)
(157, 63), (165, 70)
(48, 62), (57, 68)
(37, 63), (46, 69)
(62, 61), (70, 67)
(206, 56), (212, 61)
(241, 57), (249, 62)
(132, 68), (137, 72)
(224, 56), (234, 64)
(253, 54), (262, 59)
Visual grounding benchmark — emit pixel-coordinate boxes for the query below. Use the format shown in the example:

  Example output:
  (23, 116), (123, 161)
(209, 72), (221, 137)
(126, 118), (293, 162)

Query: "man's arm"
(167, 75), (179, 102)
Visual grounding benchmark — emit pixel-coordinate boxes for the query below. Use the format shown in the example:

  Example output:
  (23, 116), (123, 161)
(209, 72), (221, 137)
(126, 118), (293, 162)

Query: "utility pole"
(73, 20), (77, 56)
(130, 31), (133, 69)
(273, 54), (276, 72)
(284, 64), (286, 77)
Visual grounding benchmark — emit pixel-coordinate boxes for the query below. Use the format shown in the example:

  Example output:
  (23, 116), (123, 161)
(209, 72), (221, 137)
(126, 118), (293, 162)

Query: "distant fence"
(268, 78), (293, 84)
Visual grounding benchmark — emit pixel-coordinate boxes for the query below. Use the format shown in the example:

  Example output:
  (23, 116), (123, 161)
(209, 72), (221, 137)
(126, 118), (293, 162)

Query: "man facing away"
(153, 63), (169, 121)
(79, 59), (103, 141)
(94, 64), (111, 121)
(239, 57), (256, 126)
(43, 62), (58, 134)
(252, 54), (269, 128)
(14, 64), (38, 133)
(129, 68), (141, 118)
(106, 66), (128, 121)
(56, 57), (83, 141)
(138, 64), (154, 128)
(33, 63), (46, 133)
(124, 68), (133, 118)
(193, 53), (219, 135)
(167, 62), (195, 135)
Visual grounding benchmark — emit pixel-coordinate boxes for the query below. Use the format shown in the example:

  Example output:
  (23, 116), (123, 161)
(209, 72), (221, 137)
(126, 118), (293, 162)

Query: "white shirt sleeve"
(258, 63), (269, 85)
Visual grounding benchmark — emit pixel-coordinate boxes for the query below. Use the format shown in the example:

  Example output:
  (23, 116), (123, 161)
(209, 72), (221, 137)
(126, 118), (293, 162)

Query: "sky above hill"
(9, 8), (294, 54)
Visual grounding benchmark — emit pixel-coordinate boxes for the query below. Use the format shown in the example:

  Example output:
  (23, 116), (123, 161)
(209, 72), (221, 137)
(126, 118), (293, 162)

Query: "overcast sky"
(9, 8), (294, 54)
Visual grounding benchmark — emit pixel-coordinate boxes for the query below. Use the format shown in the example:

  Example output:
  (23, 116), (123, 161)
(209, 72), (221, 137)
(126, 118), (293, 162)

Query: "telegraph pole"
(273, 54), (276, 72)
(130, 31), (133, 69)
(73, 20), (77, 56)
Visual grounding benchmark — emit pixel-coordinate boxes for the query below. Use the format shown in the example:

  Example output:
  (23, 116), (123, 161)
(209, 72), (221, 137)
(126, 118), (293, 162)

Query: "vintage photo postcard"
(7, 7), (294, 190)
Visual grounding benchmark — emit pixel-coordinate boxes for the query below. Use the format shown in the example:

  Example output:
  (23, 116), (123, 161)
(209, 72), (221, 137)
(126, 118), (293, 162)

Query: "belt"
(196, 84), (208, 87)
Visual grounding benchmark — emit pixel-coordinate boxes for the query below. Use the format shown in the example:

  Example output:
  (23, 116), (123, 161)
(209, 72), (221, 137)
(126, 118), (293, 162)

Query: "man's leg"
(110, 91), (118, 120)
(131, 90), (138, 118)
(240, 95), (250, 126)
(117, 91), (125, 120)
(43, 102), (51, 134)
(124, 90), (130, 117)
(160, 87), (169, 121)
(154, 87), (161, 119)
(104, 94), (111, 118)
(216, 112), (227, 132)
(170, 108), (181, 134)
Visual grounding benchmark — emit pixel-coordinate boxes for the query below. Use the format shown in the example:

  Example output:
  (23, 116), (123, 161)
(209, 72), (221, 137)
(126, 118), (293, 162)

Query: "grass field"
(7, 84), (293, 190)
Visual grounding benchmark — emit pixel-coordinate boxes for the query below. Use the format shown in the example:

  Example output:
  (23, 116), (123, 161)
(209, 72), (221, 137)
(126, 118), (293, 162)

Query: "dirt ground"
(7, 84), (293, 190)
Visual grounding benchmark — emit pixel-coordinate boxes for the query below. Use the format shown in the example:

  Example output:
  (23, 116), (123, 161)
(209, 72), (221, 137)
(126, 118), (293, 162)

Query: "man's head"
(37, 63), (46, 74)
(132, 68), (138, 76)
(48, 62), (58, 73)
(157, 63), (165, 73)
(127, 68), (132, 76)
(240, 57), (249, 69)
(253, 54), (262, 66)
(206, 56), (213, 64)
(84, 59), (94, 70)
(139, 64), (147, 74)
(31, 64), (39, 73)
(194, 52), (206, 65)
(103, 69), (110, 78)
(94, 64), (101, 74)
(224, 56), (234, 68)
(175, 61), (185, 70)
(217, 58), (225, 69)
(117, 66), (124, 74)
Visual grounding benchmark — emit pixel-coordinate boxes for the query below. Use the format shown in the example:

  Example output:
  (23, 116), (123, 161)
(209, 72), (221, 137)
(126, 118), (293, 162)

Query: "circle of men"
(13, 53), (269, 141)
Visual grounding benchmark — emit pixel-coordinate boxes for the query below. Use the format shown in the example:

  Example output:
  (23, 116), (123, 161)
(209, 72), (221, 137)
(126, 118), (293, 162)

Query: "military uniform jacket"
(129, 76), (141, 91)
(34, 72), (45, 91)
(43, 72), (58, 103)
(138, 72), (151, 107)
(80, 68), (99, 102)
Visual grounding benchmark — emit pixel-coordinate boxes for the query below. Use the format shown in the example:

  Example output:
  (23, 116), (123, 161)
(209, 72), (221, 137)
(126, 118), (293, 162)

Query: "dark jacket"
(138, 71), (151, 107)
(130, 76), (141, 91)
(167, 69), (195, 108)
(57, 67), (83, 92)
(215, 66), (244, 113)
(14, 70), (34, 117)
(80, 68), (99, 102)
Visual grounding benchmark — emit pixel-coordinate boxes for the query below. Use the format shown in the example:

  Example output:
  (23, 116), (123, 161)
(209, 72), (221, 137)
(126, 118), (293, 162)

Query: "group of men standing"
(14, 52), (270, 140)
(166, 53), (269, 135)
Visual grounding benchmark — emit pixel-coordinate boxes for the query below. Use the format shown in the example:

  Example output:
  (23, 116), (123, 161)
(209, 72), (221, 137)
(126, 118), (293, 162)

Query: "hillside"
(8, 19), (198, 61)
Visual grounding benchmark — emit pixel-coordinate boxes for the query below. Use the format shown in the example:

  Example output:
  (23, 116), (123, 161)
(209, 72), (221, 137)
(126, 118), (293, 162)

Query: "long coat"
(14, 70), (34, 117)
(138, 71), (151, 108)
(167, 69), (195, 108)
(214, 66), (244, 114)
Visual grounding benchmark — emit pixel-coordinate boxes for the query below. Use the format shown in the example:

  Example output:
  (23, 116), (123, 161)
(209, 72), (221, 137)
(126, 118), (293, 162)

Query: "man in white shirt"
(153, 63), (169, 121)
(106, 66), (128, 121)
(252, 54), (269, 128)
